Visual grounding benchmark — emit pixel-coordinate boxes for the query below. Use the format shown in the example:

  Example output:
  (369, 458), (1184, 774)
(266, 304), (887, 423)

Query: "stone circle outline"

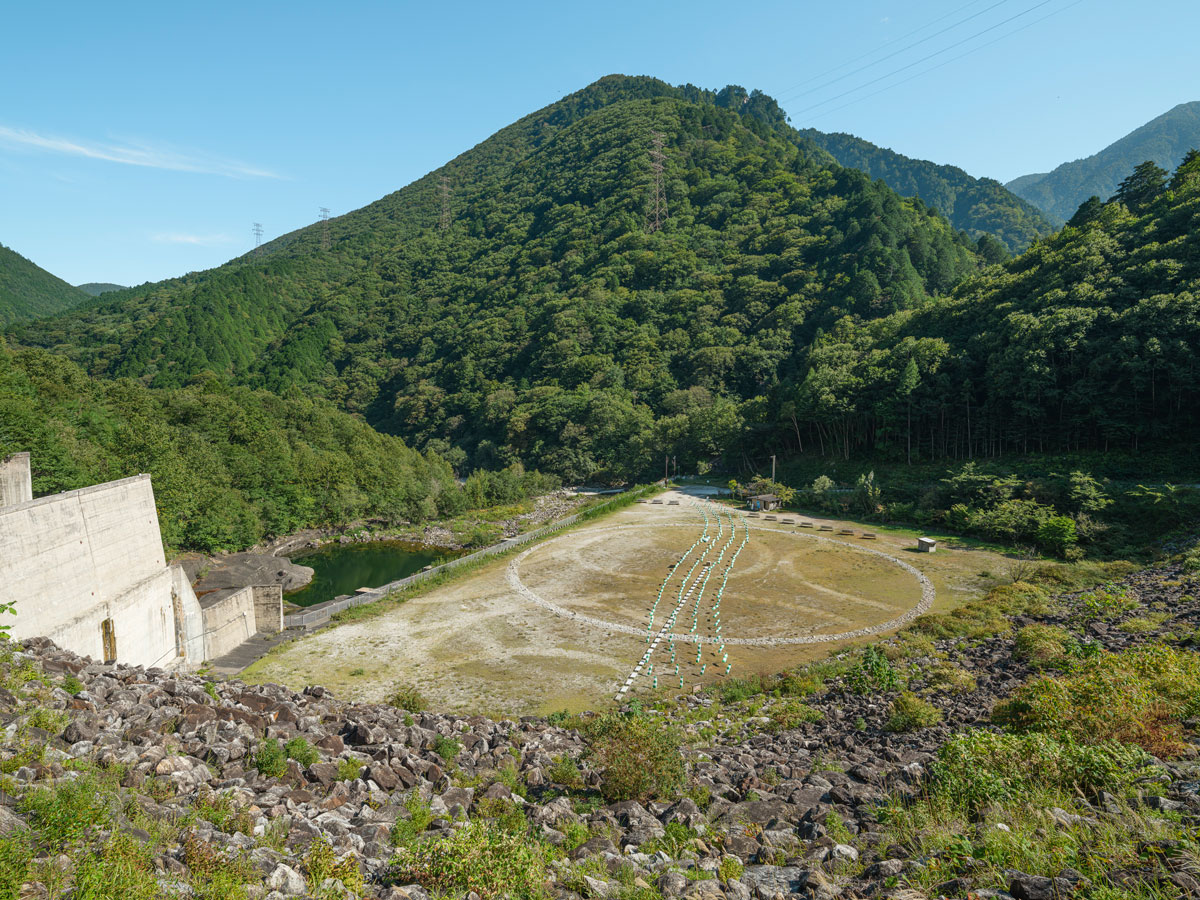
(506, 519), (935, 646)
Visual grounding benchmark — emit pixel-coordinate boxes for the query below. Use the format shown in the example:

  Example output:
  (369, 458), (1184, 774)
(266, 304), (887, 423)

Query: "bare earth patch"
(243, 490), (1010, 716)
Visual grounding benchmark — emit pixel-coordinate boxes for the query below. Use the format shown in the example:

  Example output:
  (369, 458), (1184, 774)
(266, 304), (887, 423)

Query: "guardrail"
(281, 487), (652, 631)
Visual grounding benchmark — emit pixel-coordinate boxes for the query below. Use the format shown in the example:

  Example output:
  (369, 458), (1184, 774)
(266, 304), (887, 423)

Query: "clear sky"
(1, 0), (1195, 286)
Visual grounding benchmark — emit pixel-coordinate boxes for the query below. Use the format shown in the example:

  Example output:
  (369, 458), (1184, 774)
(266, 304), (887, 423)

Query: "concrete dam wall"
(0, 454), (272, 671)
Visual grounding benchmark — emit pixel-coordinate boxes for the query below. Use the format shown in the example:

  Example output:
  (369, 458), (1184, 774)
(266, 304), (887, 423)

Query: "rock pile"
(0, 564), (1197, 899)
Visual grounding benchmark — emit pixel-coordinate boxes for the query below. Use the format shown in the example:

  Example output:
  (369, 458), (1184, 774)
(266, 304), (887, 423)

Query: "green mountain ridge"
(797, 128), (1058, 251)
(76, 282), (128, 297)
(0, 243), (90, 325)
(10, 75), (987, 480)
(1006, 100), (1200, 221)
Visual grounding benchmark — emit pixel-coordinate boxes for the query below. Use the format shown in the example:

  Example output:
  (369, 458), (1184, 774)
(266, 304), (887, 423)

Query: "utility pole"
(771, 454), (776, 483)
(319, 207), (331, 251)
(439, 175), (451, 232)
(252, 222), (263, 249)
(664, 454), (669, 484)
(646, 131), (668, 233)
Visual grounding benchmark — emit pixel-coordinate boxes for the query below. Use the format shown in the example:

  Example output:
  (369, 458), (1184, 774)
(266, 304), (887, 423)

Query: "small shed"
(917, 537), (937, 553)
(748, 494), (781, 511)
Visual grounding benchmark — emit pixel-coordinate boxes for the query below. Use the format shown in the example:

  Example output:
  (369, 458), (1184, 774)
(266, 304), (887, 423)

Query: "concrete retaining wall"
(201, 587), (257, 660)
(0, 475), (195, 669)
(252, 585), (283, 633)
(171, 566), (206, 665)
(0, 453), (32, 507)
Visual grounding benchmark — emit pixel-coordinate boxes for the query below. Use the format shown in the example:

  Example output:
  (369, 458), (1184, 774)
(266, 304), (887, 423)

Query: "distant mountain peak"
(1006, 100), (1200, 221)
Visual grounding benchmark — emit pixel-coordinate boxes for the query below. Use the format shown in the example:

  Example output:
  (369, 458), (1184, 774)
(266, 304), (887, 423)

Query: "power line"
(788, 0), (1060, 120)
(252, 222), (263, 249)
(776, 0), (1012, 104)
(646, 131), (668, 233)
(775, 0), (995, 99)
(805, 0), (1086, 124)
(439, 175), (451, 232)
(318, 207), (330, 251)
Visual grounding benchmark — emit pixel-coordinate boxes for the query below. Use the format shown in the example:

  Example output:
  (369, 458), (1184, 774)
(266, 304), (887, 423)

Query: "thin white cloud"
(152, 233), (235, 246)
(0, 125), (281, 179)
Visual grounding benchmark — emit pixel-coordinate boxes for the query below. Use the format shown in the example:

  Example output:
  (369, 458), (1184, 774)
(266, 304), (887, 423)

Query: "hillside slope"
(785, 151), (1200, 461)
(0, 243), (89, 325)
(1007, 100), (1200, 221)
(10, 75), (985, 481)
(799, 128), (1058, 251)
(76, 282), (127, 296)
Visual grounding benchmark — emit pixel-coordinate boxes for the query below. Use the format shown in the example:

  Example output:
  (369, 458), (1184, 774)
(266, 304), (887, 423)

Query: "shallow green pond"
(284, 541), (455, 608)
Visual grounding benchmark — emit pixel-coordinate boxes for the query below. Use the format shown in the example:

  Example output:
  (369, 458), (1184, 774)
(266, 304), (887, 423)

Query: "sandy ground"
(243, 490), (1010, 716)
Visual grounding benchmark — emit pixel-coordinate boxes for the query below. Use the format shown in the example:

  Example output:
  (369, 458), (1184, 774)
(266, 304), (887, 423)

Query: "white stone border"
(505, 521), (935, 647)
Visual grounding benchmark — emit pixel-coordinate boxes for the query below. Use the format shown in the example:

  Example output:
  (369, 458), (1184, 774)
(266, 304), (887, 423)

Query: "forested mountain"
(10, 76), (986, 481)
(798, 129), (1056, 252)
(77, 282), (127, 296)
(1007, 101), (1200, 221)
(0, 337), (555, 553)
(0, 243), (89, 325)
(786, 150), (1200, 461)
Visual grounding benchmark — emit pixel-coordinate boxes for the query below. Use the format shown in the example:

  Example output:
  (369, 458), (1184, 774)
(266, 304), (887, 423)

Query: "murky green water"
(284, 541), (456, 607)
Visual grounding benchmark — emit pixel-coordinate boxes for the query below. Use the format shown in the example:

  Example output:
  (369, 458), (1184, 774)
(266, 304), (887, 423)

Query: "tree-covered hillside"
(0, 243), (89, 325)
(1007, 100), (1200, 221)
(76, 283), (127, 297)
(0, 338), (554, 554)
(10, 76), (986, 481)
(781, 151), (1200, 462)
(798, 128), (1057, 252)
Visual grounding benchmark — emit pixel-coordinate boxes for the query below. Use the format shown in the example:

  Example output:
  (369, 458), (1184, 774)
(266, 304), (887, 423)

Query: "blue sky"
(1, 0), (1195, 286)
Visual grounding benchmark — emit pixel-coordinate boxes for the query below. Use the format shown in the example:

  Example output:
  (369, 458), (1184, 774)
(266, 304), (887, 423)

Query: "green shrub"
(718, 856), (744, 883)
(475, 797), (528, 834)
(1037, 516), (1077, 556)
(588, 714), (686, 802)
(768, 699), (823, 732)
(433, 735), (461, 763)
(72, 833), (159, 900)
(390, 820), (547, 900)
(302, 836), (364, 898)
(195, 788), (254, 835)
(62, 674), (84, 696)
(390, 794), (435, 847)
(252, 739), (287, 778)
(337, 758), (364, 781)
(25, 707), (68, 733)
(387, 683), (427, 712)
(0, 834), (32, 900)
(924, 662), (977, 694)
(846, 646), (901, 693)
(1014, 624), (1077, 669)
(885, 692), (942, 732)
(993, 644), (1200, 756)
(930, 730), (1160, 813)
(284, 737), (319, 767)
(1073, 583), (1139, 621)
(547, 753), (583, 789)
(19, 769), (118, 850)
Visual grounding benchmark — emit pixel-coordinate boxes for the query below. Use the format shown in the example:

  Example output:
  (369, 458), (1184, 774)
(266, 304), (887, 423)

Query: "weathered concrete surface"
(0, 473), (206, 671)
(200, 586), (257, 660)
(185, 552), (314, 594)
(252, 584), (283, 633)
(0, 452), (32, 507)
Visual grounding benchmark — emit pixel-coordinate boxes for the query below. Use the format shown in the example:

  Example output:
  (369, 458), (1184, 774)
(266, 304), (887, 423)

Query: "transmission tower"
(252, 222), (263, 249)
(646, 132), (668, 233)
(438, 175), (451, 232)
(318, 207), (331, 251)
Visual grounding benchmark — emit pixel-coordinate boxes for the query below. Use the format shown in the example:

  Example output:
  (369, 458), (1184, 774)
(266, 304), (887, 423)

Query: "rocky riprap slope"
(0, 564), (1197, 900)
